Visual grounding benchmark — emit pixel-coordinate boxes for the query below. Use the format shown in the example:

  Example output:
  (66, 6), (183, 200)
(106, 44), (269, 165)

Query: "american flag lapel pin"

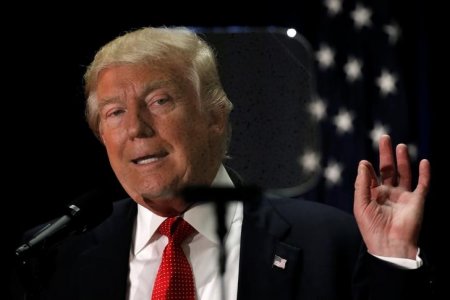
(273, 255), (287, 269)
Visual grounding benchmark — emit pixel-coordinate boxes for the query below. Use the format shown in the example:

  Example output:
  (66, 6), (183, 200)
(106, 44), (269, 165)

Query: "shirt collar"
(133, 164), (236, 255)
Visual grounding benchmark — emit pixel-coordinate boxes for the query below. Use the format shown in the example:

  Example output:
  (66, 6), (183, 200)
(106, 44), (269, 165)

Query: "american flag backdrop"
(300, 0), (430, 213)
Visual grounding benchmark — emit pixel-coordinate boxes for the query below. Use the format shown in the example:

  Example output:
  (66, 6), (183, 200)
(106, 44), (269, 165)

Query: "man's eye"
(146, 95), (175, 115)
(155, 98), (169, 105)
(108, 109), (125, 118)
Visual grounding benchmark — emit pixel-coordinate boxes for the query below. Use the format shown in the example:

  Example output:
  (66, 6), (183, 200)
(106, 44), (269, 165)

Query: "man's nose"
(126, 108), (155, 139)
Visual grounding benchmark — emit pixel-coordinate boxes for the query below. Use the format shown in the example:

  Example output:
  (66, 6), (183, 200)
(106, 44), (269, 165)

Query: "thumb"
(354, 161), (373, 213)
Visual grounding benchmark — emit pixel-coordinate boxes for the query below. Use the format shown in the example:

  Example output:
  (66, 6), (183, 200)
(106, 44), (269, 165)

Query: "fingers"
(379, 135), (397, 185)
(360, 160), (378, 188)
(354, 160), (377, 211)
(396, 144), (412, 190)
(415, 159), (431, 198)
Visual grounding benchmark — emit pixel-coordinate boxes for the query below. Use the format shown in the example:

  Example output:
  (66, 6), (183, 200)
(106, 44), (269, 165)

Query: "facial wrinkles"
(96, 64), (222, 216)
(99, 80), (156, 137)
(99, 67), (163, 105)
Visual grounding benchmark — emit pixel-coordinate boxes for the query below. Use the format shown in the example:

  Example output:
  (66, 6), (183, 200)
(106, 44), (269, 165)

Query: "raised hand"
(353, 135), (430, 258)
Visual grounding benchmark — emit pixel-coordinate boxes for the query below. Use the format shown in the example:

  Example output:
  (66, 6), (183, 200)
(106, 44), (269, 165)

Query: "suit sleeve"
(352, 248), (433, 299)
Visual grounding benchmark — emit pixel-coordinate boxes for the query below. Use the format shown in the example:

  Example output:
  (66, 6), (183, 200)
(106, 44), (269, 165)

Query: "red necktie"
(151, 217), (197, 300)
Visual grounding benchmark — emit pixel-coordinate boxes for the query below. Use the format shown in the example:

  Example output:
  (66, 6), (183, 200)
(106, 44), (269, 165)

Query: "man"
(16, 27), (431, 299)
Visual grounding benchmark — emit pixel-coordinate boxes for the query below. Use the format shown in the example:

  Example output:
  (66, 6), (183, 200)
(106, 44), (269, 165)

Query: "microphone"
(15, 189), (113, 258)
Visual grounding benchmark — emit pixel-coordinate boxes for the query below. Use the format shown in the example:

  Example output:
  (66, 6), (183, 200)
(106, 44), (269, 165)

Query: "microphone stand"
(182, 185), (261, 300)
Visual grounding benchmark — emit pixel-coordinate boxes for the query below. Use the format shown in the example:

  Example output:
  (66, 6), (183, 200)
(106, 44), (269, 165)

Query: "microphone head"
(15, 189), (114, 258)
(65, 189), (113, 233)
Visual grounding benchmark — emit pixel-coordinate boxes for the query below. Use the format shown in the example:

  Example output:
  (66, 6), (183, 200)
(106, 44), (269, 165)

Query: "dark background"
(5, 0), (445, 297)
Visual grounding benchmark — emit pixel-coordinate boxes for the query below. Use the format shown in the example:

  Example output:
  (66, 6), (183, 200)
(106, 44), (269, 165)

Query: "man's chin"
(139, 183), (181, 202)
(142, 190), (176, 201)
(140, 191), (188, 216)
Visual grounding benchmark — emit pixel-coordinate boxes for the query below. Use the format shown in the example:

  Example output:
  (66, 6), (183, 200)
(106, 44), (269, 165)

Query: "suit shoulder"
(264, 197), (360, 245)
(268, 197), (355, 225)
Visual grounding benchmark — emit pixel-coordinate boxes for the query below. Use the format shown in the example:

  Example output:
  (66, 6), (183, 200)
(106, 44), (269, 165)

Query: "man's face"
(96, 63), (224, 215)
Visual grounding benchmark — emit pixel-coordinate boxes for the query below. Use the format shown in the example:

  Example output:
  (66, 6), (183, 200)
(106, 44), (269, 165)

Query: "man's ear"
(98, 127), (106, 145)
(208, 108), (228, 135)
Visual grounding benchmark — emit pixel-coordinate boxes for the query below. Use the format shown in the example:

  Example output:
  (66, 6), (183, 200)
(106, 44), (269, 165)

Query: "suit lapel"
(237, 198), (302, 300)
(77, 199), (137, 300)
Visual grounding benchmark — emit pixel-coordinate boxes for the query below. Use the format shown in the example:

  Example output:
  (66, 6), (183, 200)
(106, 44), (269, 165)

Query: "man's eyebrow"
(97, 80), (174, 110)
(97, 97), (122, 112)
(140, 80), (173, 96)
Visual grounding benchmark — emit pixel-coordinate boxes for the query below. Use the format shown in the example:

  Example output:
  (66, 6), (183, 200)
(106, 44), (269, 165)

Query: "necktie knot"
(158, 217), (196, 246)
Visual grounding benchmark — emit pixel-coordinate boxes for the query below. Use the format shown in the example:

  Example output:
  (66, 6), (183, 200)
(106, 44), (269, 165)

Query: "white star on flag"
(370, 123), (390, 149)
(344, 56), (363, 82)
(308, 96), (327, 121)
(324, 0), (342, 16)
(333, 109), (354, 134)
(299, 151), (321, 173)
(407, 143), (418, 161)
(316, 44), (335, 70)
(324, 161), (343, 186)
(376, 69), (397, 96)
(384, 22), (401, 45)
(351, 4), (372, 29)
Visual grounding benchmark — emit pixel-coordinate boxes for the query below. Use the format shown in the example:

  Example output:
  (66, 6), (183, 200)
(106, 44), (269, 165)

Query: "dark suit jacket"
(13, 196), (431, 300)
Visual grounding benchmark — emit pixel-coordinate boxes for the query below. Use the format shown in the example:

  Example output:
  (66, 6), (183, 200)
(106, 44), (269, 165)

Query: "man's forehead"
(95, 63), (195, 99)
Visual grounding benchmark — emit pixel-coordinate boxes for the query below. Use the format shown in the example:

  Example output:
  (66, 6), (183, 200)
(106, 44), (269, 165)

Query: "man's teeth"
(136, 157), (160, 165)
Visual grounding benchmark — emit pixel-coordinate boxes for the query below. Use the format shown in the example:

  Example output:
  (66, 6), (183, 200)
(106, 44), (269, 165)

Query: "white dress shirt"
(127, 165), (242, 300)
